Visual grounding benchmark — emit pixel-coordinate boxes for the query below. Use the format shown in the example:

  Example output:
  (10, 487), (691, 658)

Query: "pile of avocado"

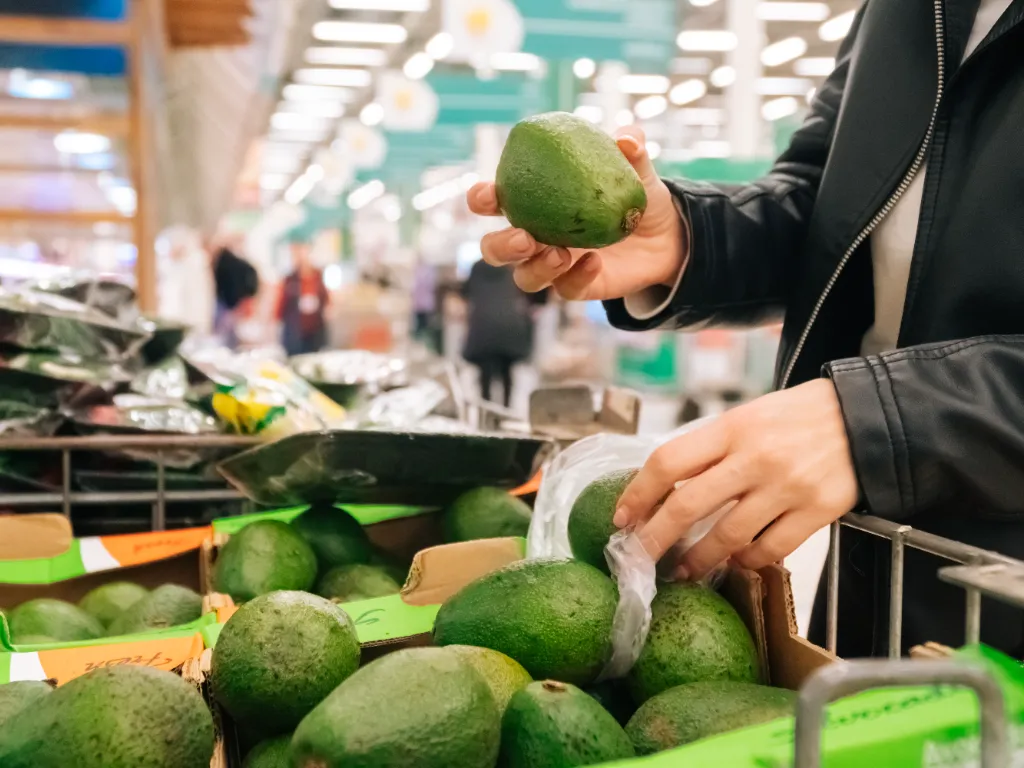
(2, 581), (203, 645)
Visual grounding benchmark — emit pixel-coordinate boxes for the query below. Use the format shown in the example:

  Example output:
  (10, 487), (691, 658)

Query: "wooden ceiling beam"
(0, 15), (130, 46)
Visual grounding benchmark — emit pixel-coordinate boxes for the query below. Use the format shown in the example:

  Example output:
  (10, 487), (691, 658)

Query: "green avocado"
(316, 564), (401, 603)
(445, 645), (532, 712)
(78, 582), (149, 628)
(500, 680), (635, 768)
(0, 681), (52, 728)
(243, 735), (293, 768)
(106, 584), (202, 636)
(628, 582), (760, 704)
(567, 468), (639, 573)
(291, 504), (374, 570)
(8, 599), (104, 644)
(442, 487), (532, 543)
(214, 520), (318, 602)
(0, 665), (213, 768)
(626, 681), (797, 753)
(495, 112), (648, 249)
(433, 558), (617, 686)
(211, 590), (360, 736)
(291, 646), (501, 768)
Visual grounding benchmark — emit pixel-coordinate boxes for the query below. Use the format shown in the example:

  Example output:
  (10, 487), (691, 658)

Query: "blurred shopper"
(277, 234), (329, 356)
(469, 0), (1024, 657)
(411, 259), (441, 351)
(461, 259), (532, 408)
(208, 234), (259, 350)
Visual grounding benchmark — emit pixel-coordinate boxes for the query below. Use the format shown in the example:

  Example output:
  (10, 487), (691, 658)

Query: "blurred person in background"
(469, 0), (1024, 658)
(277, 233), (329, 356)
(411, 258), (440, 350)
(208, 233), (258, 349)
(461, 258), (533, 409)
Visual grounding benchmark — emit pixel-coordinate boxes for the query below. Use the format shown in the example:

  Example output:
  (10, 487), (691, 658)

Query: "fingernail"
(511, 231), (531, 252)
(674, 564), (691, 581)
(613, 505), (629, 527)
(618, 136), (641, 155)
(546, 250), (567, 269)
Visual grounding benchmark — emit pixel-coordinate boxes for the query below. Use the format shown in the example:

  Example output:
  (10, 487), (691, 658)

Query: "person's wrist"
(654, 211), (689, 288)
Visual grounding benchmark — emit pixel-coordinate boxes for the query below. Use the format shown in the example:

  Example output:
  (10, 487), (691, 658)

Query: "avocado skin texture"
(214, 520), (318, 602)
(0, 665), (214, 768)
(106, 584), (202, 636)
(499, 680), (635, 768)
(626, 681), (796, 753)
(568, 469), (639, 574)
(243, 736), (293, 768)
(291, 504), (373, 570)
(628, 582), (760, 704)
(211, 590), (360, 735)
(445, 645), (533, 713)
(443, 487), (532, 543)
(8, 599), (104, 643)
(0, 681), (52, 728)
(78, 582), (149, 628)
(433, 558), (617, 686)
(496, 112), (648, 249)
(316, 564), (401, 602)
(291, 646), (501, 768)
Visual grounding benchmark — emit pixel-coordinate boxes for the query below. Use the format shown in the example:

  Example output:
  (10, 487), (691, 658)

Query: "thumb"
(614, 126), (658, 186)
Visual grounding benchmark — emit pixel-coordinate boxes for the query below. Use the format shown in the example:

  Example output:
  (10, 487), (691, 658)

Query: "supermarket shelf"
(0, 15), (131, 46)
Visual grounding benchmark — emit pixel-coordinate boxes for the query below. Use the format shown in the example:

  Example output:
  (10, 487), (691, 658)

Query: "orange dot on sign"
(465, 7), (491, 36)
(394, 89), (414, 111)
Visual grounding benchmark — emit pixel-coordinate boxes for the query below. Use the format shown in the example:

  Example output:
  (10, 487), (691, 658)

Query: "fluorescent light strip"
(285, 164), (325, 206)
(762, 96), (800, 120)
(276, 100), (346, 118)
(304, 47), (388, 67)
(573, 57), (596, 79)
(313, 21), (408, 44)
(293, 68), (373, 88)
(669, 79), (707, 105)
(260, 174), (291, 190)
(282, 84), (355, 102)
(573, 105), (603, 123)
(761, 36), (808, 66)
(329, 0), (429, 9)
(794, 56), (836, 76)
(710, 65), (736, 88)
(425, 32), (453, 59)
(819, 10), (856, 41)
(347, 180), (386, 210)
(360, 102), (384, 126)
(413, 172), (479, 211)
(755, 77), (815, 95)
(403, 52), (435, 80)
(677, 30), (738, 52)
(271, 113), (334, 131)
(634, 95), (668, 119)
(757, 2), (829, 21)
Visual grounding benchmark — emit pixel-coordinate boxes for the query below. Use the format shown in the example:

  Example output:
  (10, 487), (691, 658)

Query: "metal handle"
(794, 660), (1008, 768)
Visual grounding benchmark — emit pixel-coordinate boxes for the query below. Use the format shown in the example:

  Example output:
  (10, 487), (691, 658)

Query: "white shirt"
(861, 0), (1013, 355)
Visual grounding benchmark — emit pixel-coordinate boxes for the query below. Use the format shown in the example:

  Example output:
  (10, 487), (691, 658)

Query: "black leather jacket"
(606, 0), (1024, 656)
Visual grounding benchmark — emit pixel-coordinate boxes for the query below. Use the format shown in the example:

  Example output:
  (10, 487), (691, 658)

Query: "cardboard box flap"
(720, 566), (770, 685)
(0, 514), (72, 561)
(402, 538), (525, 607)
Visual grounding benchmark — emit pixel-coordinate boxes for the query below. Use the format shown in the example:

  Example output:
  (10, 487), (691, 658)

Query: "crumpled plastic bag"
(527, 417), (731, 680)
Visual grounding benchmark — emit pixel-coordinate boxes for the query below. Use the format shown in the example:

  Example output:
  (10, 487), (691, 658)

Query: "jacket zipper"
(779, 0), (947, 389)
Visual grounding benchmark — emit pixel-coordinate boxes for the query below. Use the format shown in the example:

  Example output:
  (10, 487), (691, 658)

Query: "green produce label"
(211, 504), (435, 535)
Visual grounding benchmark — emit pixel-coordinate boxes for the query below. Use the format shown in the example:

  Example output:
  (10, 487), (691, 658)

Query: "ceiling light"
(677, 107), (725, 124)
(669, 79), (708, 105)
(403, 52), (434, 80)
(709, 65), (736, 88)
(573, 58), (596, 79)
(819, 10), (855, 41)
(762, 96), (799, 120)
(573, 105), (603, 123)
(619, 74), (670, 94)
(646, 140), (662, 160)
(268, 128), (332, 143)
(806, 87), (817, 104)
(54, 131), (110, 155)
(761, 36), (808, 66)
(260, 174), (291, 190)
(757, 2), (829, 21)
(282, 84), (355, 102)
(671, 57), (713, 75)
(271, 113), (333, 131)
(93, 221), (119, 237)
(347, 179), (386, 210)
(677, 30), (738, 52)
(329, 0), (429, 9)
(490, 52), (543, 71)
(276, 100), (346, 118)
(106, 185), (137, 216)
(634, 95), (668, 120)
(793, 56), (836, 76)
(312, 21), (408, 44)
(689, 0), (719, 6)
(425, 32), (454, 59)
(360, 102), (384, 126)
(304, 47), (388, 67)
(8, 70), (73, 100)
(284, 164), (324, 206)
(378, 194), (402, 222)
(755, 76), (814, 95)
(412, 172), (479, 211)
(293, 68), (372, 88)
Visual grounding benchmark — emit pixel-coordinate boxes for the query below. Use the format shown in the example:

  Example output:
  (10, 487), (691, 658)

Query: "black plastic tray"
(217, 429), (553, 506)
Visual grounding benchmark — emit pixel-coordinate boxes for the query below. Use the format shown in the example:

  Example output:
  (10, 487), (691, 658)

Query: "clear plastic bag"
(528, 417), (731, 679)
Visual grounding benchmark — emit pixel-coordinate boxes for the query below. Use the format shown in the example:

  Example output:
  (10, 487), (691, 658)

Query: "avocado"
(292, 646), (501, 768)
(211, 590), (360, 735)
(495, 112), (648, 249)
(214, 520), (318, 602)
(8, 599), (104, 644)
(291, 504), (374, 569)
(628, 581), (759, 704)
(626, 681), (797, 753)
(0, 681), (52, 727)
(445, 645), (532, 712)
(243, 735), (293, 768)
(0, 665), (213, 768)
(443, 487), (532, 543)
(584, 678), (637, 726)
(316, 564), (401, 603)
(500, 680), (635, 768)
(568, 469), (639, 573)
(77, 582), (149, 628)
(433, 558), (617, 686)
(106, 584), (202, 636)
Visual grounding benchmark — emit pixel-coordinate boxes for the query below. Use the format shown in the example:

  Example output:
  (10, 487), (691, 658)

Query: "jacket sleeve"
(825, 336), (1024, 521)
(604, 5), (865, 332)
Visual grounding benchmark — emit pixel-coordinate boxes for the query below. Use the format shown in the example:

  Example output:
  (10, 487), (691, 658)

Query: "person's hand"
(615, 379), (859, 580)
(467, 126), (687, 300)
